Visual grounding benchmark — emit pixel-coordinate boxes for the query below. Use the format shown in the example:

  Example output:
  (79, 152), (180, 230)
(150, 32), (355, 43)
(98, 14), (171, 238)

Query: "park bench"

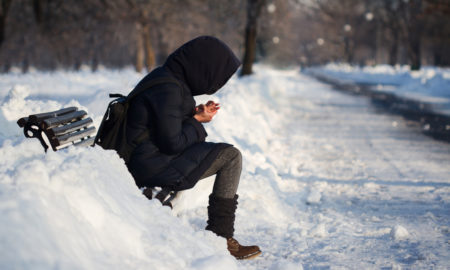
(17, 107), (96, 152)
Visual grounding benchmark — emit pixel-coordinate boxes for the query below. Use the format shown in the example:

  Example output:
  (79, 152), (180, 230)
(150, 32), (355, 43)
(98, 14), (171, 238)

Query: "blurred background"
(0, 0), (449, 73)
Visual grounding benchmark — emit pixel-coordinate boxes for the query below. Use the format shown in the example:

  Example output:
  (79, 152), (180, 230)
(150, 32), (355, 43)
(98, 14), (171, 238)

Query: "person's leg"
(201, 147), (241, 238)
(151, 146), (242, 206)
(199, 146), (242, 199)
(201, 146), (261, 259)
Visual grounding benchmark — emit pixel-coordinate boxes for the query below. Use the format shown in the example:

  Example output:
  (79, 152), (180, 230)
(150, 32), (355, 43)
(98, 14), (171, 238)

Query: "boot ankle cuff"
(206, 194), (238, 238)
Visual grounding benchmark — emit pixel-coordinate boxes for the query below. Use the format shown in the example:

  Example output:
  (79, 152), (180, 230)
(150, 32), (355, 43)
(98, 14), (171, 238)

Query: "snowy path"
(230, 72), (450, 269)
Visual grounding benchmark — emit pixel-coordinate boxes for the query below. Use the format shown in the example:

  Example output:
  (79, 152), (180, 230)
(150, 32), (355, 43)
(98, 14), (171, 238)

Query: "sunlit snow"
(0, 65), (449, 269)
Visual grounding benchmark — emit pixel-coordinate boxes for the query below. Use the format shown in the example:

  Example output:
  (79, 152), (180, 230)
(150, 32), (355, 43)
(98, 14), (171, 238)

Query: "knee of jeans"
(227, 146), (242, 164)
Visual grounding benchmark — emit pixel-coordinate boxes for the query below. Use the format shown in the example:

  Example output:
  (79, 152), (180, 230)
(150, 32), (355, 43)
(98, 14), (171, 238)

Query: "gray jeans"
(199, 146), (242, 199)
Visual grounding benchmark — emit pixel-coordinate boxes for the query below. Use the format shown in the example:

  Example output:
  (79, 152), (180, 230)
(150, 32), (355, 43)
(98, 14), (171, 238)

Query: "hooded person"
(126, 36), (261, 260)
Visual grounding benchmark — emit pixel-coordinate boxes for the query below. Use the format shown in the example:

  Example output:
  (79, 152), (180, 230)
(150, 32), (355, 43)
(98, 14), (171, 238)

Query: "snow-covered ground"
(308, 63), (450, 115)
(0, 66), (449, 269)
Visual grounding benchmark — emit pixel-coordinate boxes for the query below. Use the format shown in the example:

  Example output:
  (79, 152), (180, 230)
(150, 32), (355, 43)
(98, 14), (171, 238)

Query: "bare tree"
(241, 0), (266, 76)
(423, 0), (450, 66)
(377, 0), (402, 66)
(397, 0), (424, 70)
(0, 0), (12, 48)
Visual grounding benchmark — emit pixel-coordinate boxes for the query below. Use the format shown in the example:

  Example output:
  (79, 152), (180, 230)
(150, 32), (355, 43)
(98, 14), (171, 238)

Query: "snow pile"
(0, 143), (236, 269)
(0, 66), (299, 269)
(306, 189), (322, 205)
(0, 68), (241, 270)
(309, 63), (450, 113)
(309, 224), (328, 238)
(318, 63), (450, 98)
(0, 85), (61, 138)
(390, 225), (410, 241)
(1, 65), (449, 269)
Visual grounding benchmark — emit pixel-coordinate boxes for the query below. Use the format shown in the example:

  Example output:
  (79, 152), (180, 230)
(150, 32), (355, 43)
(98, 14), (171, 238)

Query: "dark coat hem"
(171, 142), (232, 191)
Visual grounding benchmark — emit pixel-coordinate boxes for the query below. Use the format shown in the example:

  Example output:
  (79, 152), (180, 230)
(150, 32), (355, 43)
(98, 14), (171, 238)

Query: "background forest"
(0, 0), (449, 73)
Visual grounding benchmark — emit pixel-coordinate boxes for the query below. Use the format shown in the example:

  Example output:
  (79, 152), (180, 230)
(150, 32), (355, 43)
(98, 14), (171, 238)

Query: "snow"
(308, 63), (450, 115)
(1, 65), (449, 269)
(306, 189), (321, 205)
(390, 225), (410, 241)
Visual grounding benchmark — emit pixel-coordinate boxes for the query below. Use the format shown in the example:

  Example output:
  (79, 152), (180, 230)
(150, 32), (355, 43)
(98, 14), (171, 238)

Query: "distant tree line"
(300, 0), (450, 70)
(0, 0), (449, 73)
(0, 0), (247, 72)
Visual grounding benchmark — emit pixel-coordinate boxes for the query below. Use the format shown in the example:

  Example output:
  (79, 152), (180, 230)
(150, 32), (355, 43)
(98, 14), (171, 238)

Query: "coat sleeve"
(149, 84), (207, 155)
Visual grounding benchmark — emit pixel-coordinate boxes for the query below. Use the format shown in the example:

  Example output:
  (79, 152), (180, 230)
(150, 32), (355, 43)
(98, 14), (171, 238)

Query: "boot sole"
(237, 250), (262, 260)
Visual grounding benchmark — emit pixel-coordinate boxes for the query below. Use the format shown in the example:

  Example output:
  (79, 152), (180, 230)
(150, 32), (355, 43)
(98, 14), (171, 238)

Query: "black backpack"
(94, 77), (180, 163)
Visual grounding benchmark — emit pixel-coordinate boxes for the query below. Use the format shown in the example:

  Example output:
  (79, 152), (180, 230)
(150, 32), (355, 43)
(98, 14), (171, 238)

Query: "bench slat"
(57, 137), (95, 150)
(43, 110), (87, 129)
(50, 118), (94, 136)
(56, 126), (96, 146)
(72, 137), (95, 147)
(29, 107), (78, 123)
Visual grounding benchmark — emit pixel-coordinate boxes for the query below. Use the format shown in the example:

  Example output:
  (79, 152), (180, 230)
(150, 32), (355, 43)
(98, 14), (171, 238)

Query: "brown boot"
(227, 238), (261, 260)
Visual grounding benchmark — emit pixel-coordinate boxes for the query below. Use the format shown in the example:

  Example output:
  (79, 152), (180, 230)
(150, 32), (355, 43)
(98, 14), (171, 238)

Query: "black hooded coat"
(126, 36), (241, 191)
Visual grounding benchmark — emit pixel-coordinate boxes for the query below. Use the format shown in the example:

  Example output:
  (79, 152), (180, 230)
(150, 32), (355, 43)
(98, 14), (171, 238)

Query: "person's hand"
(205, 100), (220, 113)
(194, 100), (220, 123)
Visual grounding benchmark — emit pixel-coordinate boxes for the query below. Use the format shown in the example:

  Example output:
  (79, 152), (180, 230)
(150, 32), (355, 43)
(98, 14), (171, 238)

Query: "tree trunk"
(21, 59), (29, 73)
(400, 0), (423, 70)
(241, 26), (257, 76)
(433, 49), (442, 67)
(344, 35), (354, 64)
(135, 24), (144, 73)
(91, 57), (99, 72)
(240, 0), (265, 77)
(0, 0), (13, 48)
(155, 27), (168, 64)
(142, 24), (155, 71)
(33, 0), (43, 24)
(408, 33), (421, 70)
(388, 29), (399, 66)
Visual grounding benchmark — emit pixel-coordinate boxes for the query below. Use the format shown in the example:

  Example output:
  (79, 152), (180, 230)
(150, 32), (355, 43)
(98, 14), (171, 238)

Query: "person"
(125, 36), (261, 260)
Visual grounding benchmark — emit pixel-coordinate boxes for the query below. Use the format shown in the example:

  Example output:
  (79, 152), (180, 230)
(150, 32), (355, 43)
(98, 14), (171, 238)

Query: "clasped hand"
(194, 100), (220, 123)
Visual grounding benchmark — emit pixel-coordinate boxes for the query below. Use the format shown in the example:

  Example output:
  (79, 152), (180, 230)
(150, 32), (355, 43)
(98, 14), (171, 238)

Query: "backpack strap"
(132, 129), (150, 145)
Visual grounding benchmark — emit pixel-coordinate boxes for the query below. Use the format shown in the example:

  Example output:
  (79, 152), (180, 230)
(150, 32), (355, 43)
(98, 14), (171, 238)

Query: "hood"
(163, 36), (241, 96)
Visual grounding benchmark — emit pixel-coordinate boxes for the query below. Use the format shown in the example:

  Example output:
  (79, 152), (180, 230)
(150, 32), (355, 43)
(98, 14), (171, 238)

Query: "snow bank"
(309, 63), (450, 113)
(0, 68), (241, 269)
(0, 142), (237, 269)
(0, 66), (299, 269)
(318, 63), (450, 97)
